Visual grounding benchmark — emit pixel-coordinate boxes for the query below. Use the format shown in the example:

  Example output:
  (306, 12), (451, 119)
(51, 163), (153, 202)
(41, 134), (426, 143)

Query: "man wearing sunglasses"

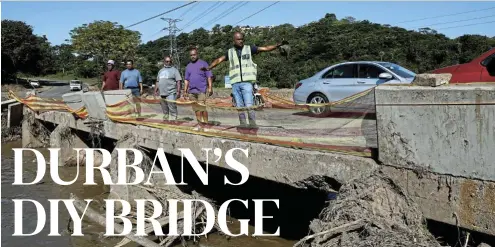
(119, 60), (143, 97)
(154, 56), (182, 121)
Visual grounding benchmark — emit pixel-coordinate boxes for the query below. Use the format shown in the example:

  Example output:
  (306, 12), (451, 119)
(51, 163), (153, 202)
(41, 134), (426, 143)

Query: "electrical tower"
(160, 17), (182, 71)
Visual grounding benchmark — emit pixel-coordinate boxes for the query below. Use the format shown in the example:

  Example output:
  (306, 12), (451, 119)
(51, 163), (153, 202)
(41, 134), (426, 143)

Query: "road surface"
(2, 81), (81, 101)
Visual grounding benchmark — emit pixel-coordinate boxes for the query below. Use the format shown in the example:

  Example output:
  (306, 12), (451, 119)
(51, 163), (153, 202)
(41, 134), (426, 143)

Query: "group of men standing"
(101, 59), (143, 96)
(101, 31), (284, 127)
(150, 48), (213, 125)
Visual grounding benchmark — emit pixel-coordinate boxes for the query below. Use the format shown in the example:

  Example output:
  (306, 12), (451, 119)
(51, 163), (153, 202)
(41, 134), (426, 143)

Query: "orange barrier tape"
(8, 90), (374, 157)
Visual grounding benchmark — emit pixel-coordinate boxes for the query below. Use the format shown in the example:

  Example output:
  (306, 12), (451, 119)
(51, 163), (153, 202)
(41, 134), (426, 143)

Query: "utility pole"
(160, 18), (182, 70)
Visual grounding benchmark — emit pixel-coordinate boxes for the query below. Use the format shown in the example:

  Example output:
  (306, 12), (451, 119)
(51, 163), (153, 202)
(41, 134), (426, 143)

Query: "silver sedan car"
(293, 61), (416, 115)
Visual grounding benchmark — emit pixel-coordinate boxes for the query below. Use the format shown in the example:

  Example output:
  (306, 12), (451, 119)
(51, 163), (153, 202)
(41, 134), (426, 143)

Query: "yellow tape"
(9, 90), (372, 157)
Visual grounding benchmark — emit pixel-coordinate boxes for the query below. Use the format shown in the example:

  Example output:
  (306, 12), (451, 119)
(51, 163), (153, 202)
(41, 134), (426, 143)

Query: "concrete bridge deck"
(17, 83), (495, 237)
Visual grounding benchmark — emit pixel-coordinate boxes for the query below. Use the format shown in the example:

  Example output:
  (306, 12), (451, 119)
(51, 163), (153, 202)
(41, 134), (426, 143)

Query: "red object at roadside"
(430, 48), (495, 83)
(102, 70), (121, 90)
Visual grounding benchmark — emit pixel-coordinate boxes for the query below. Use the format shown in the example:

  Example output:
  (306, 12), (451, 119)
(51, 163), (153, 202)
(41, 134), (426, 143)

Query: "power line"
(178, 1), (200, 19)
(396, 6), (495, 24)
(181, 2), (223, 32)
(234, 1), (280, 26)
(411, 14), (495, 29)
(143, 28), (166, 41)
(125, 1), (197, 29)
(435, 19), (495, 30)
(199, 2), (242, 29)
(203, 1), (250, 29)
(303, 10), (495, 40)
(180, 2), (225, 32)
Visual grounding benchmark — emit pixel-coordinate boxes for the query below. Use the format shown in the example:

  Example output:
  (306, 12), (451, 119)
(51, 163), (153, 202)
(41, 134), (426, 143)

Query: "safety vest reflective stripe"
(230, 72), (257, 80)
(229, 49), (235, 70)
(229, 64), (256, 70)
(228, 45), (257, 84)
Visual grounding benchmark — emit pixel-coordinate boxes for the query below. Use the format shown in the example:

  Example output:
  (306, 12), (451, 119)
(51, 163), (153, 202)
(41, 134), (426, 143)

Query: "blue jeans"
(125, 88), (141, 116)
(160, 94), (177, 120)
(232, 82), (255, 124)
(128, 88), (140, 97)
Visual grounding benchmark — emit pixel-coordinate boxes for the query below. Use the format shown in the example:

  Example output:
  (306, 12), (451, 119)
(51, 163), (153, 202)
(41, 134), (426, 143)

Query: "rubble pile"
(295, 171), (441, 247)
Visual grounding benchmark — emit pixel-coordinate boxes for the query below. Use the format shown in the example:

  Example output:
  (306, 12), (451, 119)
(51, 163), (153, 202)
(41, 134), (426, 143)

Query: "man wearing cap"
(101, 60), (121, 91)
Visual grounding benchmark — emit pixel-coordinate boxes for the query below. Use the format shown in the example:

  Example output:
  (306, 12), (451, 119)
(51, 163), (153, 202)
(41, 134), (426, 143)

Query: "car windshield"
(378, 62), (416, 78)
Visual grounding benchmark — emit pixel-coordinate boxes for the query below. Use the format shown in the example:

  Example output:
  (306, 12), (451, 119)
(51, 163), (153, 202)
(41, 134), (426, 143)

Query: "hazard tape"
(8, 89), (376, 157)
(105, 87), (374, 112)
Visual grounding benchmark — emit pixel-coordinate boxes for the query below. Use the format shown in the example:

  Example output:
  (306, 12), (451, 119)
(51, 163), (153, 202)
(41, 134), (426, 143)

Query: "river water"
(1, 140), (296, 247)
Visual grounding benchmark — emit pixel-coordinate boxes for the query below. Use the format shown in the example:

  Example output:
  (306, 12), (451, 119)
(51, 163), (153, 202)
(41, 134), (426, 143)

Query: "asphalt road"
(2, 81), (81, 101)
(37, 83), (72, 98)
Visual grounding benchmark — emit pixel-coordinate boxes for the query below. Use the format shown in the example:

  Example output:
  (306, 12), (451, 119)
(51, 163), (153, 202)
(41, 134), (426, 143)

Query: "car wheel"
(307, 93), (331, 117)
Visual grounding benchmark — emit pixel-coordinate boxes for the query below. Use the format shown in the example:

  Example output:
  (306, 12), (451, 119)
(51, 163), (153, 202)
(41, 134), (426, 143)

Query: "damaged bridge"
(17, 82), (495, 237)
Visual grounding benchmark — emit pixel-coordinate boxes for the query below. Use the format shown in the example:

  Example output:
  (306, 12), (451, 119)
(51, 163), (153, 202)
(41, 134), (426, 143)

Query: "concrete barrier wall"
(7, 103), (23, 128)
(375, 84), (495, 182)
(62, 91), (84, 110)
(103, 89), (132, 106)
(30, 109), (495, 236)
(81, 92), (108, 120)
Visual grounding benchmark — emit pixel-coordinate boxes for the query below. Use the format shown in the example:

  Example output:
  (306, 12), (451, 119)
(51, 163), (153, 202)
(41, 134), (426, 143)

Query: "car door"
(356, 63), (398, 87)
(481, 53), (495, 82)
(319, 63), (358, 102)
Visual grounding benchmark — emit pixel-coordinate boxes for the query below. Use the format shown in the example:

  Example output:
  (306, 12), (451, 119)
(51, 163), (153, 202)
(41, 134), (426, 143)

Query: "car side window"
(358, 64), (385, 79)
(481, 52), (495, 66)
(323, 64), (355, 79)
(322, 68), (334, 79)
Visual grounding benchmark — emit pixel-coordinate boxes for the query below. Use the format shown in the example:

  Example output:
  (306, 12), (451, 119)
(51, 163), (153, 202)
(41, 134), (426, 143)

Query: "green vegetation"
(2, 14), (495, 88)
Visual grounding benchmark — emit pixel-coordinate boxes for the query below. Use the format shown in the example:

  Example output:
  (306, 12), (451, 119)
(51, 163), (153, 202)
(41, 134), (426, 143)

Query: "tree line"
(2, 13), (495, 88)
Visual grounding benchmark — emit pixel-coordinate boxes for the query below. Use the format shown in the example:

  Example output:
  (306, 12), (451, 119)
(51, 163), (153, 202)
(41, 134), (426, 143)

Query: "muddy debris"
(294, 170), (442, 247)
(1, 111), (21, 143)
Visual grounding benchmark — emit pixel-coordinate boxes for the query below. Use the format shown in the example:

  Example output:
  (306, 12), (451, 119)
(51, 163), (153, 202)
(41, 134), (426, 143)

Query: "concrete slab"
(62, 91), (84, 111)
(82, 92), (107, 120)
(35, 110), (378, 185)
(103, 89), (132, 106)
(22, 108), (46, 148)
(1, 99), (17, 110)
(381, 165), (495, 236)
(49, 124), (89, 166)
(7, 102), (23, 128)
(375, 84), (495, 181)
(412, 73), (452, 87)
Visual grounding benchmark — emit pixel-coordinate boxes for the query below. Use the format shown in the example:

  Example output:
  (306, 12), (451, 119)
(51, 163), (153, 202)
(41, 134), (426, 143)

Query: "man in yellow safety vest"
(203, 32), (284, 127)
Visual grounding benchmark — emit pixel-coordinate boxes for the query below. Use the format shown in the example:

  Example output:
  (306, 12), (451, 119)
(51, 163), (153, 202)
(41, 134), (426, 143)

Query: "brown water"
(1, 141), (296, 247)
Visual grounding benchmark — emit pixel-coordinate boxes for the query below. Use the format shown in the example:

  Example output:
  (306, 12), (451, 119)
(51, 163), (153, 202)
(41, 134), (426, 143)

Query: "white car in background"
(70, 80), (82, 91)
(29, 80), (40, 88)
(293, 61), (416, 116)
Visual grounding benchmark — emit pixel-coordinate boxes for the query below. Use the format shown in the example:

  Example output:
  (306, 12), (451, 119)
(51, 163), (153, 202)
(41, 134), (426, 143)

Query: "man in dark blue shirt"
(204, 32), (283, 127)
